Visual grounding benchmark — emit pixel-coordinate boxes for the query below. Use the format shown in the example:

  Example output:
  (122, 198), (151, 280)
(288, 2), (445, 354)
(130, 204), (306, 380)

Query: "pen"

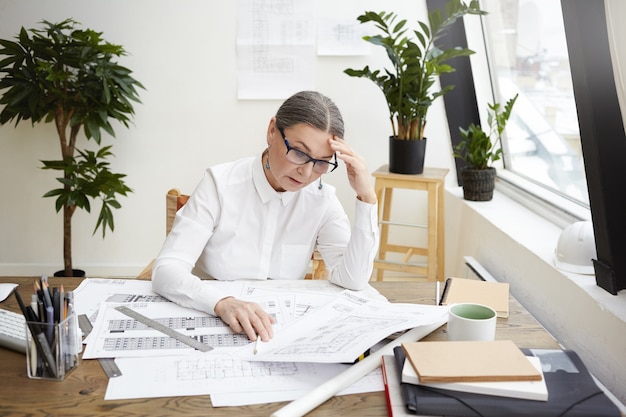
(24, 290), (41, 375)
(254, 337), (261, 355)
(61, 284), (66, 320)
(29, 335), (38, 376)
(65, 290), (74, 307)
(34, 282), (45, 320)
(35, 282), (45, 315)
(53, 287), (60, 323)
(40, 276), (53, 310)
(439, 277), (452, 305)
(32, 283), (44, 375)
(45, 305), (54, 345)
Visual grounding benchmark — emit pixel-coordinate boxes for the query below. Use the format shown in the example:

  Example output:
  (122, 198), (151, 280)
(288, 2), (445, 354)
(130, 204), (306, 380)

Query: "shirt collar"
(252, 154), (296, 206)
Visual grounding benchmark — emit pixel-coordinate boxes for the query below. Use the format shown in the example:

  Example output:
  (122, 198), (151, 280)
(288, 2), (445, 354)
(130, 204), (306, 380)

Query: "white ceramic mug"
(447, 303), (497, 341)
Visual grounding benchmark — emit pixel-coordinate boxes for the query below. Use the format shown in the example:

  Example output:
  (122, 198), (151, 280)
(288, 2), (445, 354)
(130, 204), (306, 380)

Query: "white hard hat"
(554, 221), (597, 275)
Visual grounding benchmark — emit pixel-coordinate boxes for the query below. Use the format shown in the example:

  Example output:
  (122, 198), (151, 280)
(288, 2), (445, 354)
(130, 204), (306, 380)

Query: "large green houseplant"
(0, 19), (143, 277)
(344, 0), (485, 174)
(453, 94), (518, 201)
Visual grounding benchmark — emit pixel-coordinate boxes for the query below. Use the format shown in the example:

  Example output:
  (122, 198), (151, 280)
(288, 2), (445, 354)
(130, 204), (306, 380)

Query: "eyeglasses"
(279, 127), (338, 174)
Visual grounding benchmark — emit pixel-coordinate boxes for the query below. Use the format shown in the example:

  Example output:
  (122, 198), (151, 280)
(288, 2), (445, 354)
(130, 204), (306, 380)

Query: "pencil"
(61, 284), (66, 320)
(41, 278), (52, 310)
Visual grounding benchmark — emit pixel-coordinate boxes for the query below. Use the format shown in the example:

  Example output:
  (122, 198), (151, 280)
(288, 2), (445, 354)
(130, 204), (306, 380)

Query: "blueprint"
(82, 301), (249, 359)
(80, 281), (352, 359)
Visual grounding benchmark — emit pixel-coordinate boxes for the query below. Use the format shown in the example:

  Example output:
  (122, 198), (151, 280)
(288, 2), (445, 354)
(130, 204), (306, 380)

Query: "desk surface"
(0, 277), (559, 417)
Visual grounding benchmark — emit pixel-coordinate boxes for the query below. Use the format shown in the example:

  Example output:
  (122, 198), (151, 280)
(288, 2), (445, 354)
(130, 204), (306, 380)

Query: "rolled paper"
(270, 319), (446, 417)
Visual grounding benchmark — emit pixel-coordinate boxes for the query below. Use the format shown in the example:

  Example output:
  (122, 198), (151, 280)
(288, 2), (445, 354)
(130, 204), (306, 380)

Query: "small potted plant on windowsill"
(453, 94), (518, 201)
(344, 0), (485, 174)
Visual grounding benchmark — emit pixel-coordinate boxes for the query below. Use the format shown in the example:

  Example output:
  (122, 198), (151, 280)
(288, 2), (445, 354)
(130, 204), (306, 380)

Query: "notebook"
(440, 277), (509, 317)
(402, 340), (542, 383)
(401, 355), (548, 401)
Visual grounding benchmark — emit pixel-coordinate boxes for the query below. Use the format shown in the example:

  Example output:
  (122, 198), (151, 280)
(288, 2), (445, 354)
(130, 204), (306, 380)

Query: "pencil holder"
(24, 312), (81, 380)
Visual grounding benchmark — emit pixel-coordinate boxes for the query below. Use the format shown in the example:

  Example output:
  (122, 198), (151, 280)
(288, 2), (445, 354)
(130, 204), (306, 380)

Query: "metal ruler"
(77, 314), (94, 336)
(98, 357), (122, 378)
(78, 314), (122, 378)
(114, 306), (213, 352)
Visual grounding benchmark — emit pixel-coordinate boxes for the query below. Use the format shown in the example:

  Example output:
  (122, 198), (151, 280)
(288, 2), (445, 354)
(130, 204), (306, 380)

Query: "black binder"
(392, 346), (621, 417)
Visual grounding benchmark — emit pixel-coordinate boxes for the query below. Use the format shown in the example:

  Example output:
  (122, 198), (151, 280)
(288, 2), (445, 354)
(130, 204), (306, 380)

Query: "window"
(429, 0), (626, 295)
(481, 0), (589, 207)
(478, 0), (626, 294)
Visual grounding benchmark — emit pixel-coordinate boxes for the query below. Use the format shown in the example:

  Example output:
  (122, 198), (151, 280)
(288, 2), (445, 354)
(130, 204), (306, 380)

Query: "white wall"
(0, 0), (458, 276)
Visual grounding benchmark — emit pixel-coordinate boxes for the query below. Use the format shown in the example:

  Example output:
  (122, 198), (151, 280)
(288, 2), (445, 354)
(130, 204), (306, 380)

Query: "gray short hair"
(275, 91), (344, 138)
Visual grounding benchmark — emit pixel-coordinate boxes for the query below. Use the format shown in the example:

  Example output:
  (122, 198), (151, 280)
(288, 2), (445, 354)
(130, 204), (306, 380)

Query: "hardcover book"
(382, 354), (413, 417)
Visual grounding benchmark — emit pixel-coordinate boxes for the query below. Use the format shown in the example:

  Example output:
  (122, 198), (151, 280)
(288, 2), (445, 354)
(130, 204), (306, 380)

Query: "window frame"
(561, 0), (626, 295)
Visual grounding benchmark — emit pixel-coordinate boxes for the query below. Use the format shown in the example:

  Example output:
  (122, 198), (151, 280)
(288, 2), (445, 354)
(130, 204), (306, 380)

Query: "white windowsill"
(449, 185), (626, 323)
(447, 184), (626, 408)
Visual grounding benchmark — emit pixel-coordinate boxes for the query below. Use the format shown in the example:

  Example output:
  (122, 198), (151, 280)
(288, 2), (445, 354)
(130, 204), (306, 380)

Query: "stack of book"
(381, 340), (621, 417)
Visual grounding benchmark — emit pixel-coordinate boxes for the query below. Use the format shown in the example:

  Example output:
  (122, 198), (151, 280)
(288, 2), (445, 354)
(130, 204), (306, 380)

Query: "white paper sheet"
(73, 278), (169, 322)
(104, 351), (383, 402)
(237, 291), (449, 363)
(316, 18), (371, 56)
(236, 0), (315, 99)
(0, 283), (18, 302)
(209, 366), (383, 407)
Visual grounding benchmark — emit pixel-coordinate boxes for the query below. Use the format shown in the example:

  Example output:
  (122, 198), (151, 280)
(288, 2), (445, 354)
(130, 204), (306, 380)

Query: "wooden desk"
(372, 165), (448, 282)
(0, 277), (559, 417)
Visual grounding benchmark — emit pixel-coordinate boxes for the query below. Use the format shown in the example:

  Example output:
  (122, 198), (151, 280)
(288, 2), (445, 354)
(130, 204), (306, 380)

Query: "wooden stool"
(372, 165), (448, 282)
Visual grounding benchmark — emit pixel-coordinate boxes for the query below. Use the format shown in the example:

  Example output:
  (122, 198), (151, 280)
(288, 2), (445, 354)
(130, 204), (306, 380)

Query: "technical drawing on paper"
(102, 315), (251, 352)
(175, 356), (298, 380)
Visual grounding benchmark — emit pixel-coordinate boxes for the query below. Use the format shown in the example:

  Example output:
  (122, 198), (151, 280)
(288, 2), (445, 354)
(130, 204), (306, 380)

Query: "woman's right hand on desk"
(214, 297), (275, 342)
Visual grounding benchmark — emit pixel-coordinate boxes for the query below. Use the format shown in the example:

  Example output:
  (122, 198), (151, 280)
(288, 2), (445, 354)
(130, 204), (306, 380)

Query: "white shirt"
(152, 155), (379, 315)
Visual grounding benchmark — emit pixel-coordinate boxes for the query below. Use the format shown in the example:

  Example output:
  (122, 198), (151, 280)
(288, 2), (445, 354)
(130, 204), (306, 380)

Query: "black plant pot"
(53, 269), (86, 278)
(461, 167), (497, 201)
(389, 136), (427, 175)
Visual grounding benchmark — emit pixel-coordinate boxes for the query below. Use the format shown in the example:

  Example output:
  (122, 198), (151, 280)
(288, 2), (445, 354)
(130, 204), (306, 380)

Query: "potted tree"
(344, 0), (485, 174)
(0, 19), (143, 277)
(453, 94), (518, 201)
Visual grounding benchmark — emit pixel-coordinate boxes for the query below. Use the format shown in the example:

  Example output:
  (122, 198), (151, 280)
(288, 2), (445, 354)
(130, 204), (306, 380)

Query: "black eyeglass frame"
(278, 127), (339, 174)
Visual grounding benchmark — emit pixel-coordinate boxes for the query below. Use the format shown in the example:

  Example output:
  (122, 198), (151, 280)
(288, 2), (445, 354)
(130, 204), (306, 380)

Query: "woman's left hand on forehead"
(330, 137), (377, 204)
